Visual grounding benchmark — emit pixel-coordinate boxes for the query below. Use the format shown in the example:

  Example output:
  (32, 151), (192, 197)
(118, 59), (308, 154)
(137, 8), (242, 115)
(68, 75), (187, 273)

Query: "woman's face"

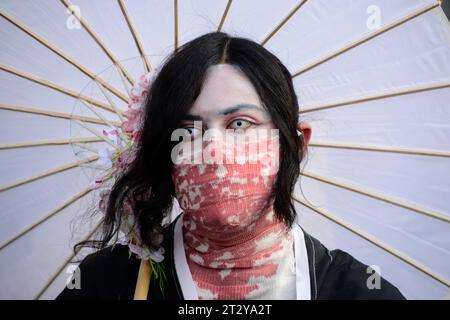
(179, 63), (276, 140)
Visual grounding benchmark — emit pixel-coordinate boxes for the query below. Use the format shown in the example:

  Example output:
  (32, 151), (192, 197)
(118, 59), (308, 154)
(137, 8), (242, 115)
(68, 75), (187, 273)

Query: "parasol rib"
(217, 0), (233, 32)
(292, 1), (441, 78)
(261, 0), (308, 46)
(0, 10), (129, 102)
(73, 120), (122, 150)
(300, 170), (450, 224)
(34, 219), (104, 300)
(60, 0), (135, 85)
(116, 63), (132, 96)
(309, 141), (450, 159)
(0, 185), (98, 252)
(0, 155), (99, 193)
(117, 0), (152, 73)
(174, 0), (179, 51)
(0, 64), (122, 115)
(72, 142), (100, 154)
(78, 100), (129, 142)
(95, 82), (125, 122)
(293, 195), (450, 288)
(299, 83), (450, 114)
(0, 137), (102, 150)
(0, 104), (120, 127)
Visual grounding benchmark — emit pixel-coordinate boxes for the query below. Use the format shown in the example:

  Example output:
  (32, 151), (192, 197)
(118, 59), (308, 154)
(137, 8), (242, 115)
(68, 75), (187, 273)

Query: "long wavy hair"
(75, 31), (307, 255)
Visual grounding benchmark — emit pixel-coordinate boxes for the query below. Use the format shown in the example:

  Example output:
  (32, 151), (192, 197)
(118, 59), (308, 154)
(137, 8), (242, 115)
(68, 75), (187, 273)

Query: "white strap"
(293, 223), (311, 300)
(174, 213), (199, 299)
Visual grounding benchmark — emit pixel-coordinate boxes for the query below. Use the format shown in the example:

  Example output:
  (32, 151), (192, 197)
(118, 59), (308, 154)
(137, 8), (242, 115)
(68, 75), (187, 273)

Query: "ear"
(296, 121), (312, 159)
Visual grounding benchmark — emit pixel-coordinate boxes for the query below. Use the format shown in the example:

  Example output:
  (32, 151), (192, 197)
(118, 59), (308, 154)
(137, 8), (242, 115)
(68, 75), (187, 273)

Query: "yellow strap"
(133, 259), (151, 300)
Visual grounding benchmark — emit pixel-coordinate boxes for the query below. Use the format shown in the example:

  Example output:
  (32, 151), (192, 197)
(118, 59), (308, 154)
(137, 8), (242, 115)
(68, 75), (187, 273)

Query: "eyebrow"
(220, 103), (261, 115)
(182, 103), (262, 121)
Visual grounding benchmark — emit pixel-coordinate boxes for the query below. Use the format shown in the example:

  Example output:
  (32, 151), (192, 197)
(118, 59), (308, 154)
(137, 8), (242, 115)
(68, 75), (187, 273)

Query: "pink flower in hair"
(89, 67), (164, 266)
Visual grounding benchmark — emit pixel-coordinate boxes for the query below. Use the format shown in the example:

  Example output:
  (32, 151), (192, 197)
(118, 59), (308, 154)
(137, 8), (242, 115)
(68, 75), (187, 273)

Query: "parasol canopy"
(0, 0), (449, 299)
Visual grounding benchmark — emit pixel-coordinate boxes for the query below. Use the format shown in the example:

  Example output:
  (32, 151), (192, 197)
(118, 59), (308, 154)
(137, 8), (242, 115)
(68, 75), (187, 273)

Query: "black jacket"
(56, 214), (406, 300)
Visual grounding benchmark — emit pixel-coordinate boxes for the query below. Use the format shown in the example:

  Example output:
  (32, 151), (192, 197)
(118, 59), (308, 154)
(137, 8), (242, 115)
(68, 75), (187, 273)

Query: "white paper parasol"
(0, 0), (449, 299)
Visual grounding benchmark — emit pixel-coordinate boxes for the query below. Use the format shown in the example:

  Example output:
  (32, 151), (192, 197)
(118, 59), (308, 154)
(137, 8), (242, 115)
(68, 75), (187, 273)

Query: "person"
(56, 32), (405, 300)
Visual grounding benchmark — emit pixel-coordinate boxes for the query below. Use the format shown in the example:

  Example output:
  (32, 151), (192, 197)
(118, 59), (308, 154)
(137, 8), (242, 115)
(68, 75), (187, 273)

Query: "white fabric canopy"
(0, 0), (449, 299)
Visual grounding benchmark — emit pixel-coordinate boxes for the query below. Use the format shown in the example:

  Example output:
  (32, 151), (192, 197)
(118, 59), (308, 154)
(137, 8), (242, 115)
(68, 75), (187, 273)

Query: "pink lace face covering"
(172, 135), (296, 299)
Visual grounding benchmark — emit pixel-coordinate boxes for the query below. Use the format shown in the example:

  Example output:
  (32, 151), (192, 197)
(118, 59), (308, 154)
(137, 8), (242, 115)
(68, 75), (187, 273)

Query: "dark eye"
(228, 119), (253, 131)
(183, 127), (202, 139)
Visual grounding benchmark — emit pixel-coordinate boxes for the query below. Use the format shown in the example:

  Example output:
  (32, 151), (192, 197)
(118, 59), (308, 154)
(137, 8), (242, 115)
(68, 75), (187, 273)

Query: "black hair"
(75, 31), (306, 255)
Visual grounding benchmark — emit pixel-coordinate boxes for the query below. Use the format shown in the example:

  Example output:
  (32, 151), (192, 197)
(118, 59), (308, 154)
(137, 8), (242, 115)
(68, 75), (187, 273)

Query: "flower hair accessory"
(88, 67), (167, 293)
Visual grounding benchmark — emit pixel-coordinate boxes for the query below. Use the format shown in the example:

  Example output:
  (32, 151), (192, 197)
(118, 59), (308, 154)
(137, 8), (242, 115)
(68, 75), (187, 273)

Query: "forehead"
(189, 64), (263, 115)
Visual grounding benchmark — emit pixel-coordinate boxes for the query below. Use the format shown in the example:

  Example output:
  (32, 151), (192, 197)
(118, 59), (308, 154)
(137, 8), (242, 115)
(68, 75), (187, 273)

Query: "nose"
(202, 129), (230, 164)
